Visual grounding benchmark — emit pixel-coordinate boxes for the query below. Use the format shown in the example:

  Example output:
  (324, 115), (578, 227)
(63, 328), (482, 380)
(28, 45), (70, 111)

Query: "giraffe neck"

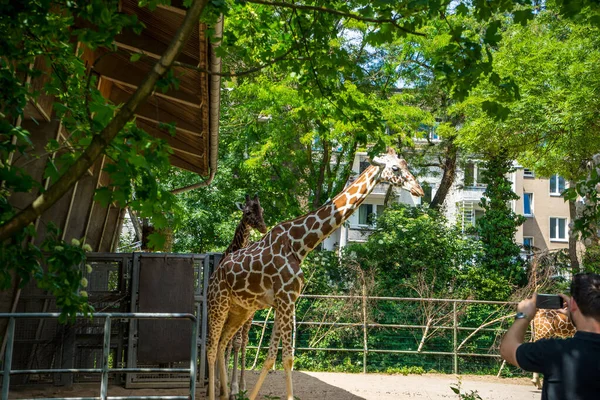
(285, 164), (384, 259)
(224, 220), (251, 256)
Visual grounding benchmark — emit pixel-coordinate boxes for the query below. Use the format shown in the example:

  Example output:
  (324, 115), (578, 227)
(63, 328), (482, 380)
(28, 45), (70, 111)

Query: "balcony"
(347, 225), (376, 242)
(459, 186), (487, 202)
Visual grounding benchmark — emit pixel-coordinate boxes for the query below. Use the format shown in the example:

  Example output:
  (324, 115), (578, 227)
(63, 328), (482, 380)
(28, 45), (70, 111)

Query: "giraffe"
(529, 309), (576, 389)
(223, 193), (268, 257)
(222, 194), (266, 396)
(206, 148), (424, 400)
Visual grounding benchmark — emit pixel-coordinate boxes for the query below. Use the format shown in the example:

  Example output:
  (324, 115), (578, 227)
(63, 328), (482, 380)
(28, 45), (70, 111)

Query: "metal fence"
(0, 312), (198, 400)
(248, 295), (519, 375)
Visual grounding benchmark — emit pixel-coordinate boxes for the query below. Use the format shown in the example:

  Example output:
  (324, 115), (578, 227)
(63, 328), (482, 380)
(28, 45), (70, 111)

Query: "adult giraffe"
(206, 148), (424, 400)
(530, 309), (576, 389)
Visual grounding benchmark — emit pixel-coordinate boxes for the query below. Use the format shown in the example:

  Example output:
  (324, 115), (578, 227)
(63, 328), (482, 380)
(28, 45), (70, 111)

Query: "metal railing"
(0, 312), (198, 400)
(249, 295), (517, 375)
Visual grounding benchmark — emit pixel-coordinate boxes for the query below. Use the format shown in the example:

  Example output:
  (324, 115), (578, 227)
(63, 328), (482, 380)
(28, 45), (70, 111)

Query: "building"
(322, 151), (571, 255)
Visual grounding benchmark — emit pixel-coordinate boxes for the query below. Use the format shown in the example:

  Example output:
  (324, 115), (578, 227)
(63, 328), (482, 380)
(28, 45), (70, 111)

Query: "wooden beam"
(137, 119), (205, 156)
(93, 50), (203, 107)
(114, 28), (198, 65)
(107, 83), (204, 135)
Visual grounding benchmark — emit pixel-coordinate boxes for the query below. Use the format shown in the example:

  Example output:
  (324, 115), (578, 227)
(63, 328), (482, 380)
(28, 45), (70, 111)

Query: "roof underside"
(25, 0), (220, 176)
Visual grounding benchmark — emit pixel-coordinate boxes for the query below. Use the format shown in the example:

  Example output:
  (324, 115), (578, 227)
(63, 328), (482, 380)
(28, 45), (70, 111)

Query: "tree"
(346, 204), (482, 297)
(474, 153), (527, 296)
(2, 0), (597, 319)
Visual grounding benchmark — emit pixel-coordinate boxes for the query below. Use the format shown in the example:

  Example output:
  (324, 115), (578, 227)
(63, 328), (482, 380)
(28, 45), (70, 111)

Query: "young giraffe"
(222, 195), (266, 397)
(530, 309), (576, 389)
(206, 148), (424, 400)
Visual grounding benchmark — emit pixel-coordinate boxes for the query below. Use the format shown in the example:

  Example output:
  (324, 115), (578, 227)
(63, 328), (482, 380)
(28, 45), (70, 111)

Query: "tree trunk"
(568, 196), (580, 274)
(430, 139), (457, 209)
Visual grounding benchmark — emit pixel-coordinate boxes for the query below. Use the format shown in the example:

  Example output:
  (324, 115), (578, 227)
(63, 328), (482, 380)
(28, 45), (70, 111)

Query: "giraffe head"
(236, 193), (268, 234)
(371, 148), (424, 197)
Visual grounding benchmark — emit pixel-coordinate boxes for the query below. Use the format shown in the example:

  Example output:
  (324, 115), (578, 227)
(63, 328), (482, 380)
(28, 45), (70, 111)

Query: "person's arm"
(500, 295), (537, 367)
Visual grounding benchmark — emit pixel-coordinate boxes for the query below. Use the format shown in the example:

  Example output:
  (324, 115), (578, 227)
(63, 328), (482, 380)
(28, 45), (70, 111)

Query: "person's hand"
(517, 294), (537, 320)
(557, 293), (571, 316)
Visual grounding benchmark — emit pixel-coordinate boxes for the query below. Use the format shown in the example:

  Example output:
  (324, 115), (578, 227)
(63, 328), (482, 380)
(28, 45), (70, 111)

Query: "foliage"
(345, 204), (482, 296)
(472, 154), (526, 298)
(451, 378), (483, 400)
(0, 224), (94, 323)
(457, 10), (600, 179)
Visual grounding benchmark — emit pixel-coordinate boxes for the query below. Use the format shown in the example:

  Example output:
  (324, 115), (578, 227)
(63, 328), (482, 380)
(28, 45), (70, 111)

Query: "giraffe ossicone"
(206, 148), (424, 400)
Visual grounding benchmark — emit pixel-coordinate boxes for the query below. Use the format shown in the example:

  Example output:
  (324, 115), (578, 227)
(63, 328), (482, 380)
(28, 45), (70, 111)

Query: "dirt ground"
(8, 371), (541, 400)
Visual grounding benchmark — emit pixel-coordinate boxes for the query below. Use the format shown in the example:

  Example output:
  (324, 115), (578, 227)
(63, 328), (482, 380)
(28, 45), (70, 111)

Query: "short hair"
(571, 273), (600, 320)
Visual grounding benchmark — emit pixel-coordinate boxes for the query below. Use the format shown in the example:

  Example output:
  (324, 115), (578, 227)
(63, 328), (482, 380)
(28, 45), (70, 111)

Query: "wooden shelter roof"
(25, 0), (222, 178)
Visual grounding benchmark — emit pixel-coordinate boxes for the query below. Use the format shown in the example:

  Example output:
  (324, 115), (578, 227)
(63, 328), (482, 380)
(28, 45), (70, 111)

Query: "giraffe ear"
(235, 202), (244, 211)
(387, 147), (397, 156)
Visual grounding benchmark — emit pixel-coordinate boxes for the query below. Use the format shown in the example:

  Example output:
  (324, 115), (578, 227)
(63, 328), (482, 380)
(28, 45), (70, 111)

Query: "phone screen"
(536, 294), (564, 309)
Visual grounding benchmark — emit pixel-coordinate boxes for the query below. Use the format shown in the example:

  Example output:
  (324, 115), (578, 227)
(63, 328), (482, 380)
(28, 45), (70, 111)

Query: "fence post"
(101, 316), (112, 400)
(453, 301), (458, 374)
(2, 317), (15, 400)
(362, 279), (368, 374)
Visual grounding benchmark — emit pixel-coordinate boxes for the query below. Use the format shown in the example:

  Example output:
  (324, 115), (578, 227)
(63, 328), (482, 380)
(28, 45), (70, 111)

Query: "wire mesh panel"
(125, 253), (214, 388)
(7, 252), (214, 389)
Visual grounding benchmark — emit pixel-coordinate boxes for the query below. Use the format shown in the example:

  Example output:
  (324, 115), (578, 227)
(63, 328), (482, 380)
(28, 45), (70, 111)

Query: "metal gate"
(2, 252), (219, 390)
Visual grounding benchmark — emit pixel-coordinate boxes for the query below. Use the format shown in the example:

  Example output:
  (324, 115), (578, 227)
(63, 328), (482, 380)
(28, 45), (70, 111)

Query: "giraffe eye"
(392, 166), (399, 172)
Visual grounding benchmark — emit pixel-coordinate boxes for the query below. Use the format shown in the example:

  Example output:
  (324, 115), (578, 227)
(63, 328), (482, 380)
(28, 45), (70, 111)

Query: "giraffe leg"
(278, 304), (295, 400)
(224, 339), (233, 378)
(248, 317), (280, 400)
(218, 311), (252, 400)
(229, 329), (243, 398)
(207, 285), (230, 400)
(239, 314), (254, 392)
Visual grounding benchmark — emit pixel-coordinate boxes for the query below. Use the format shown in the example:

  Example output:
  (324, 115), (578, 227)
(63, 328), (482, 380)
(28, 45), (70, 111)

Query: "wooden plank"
(121, 0), (200, 64)
(137, 119), (204, 152)
(108, 83), (204, 134)
(93, 48), (203, 107)
(114, 28), (198, 65)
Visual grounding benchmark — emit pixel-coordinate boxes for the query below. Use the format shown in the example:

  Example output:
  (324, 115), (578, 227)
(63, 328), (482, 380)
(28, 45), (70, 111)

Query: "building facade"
(322, 152), (571, 255)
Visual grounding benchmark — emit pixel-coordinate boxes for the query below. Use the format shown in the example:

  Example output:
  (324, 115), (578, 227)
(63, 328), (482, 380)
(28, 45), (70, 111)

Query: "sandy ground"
(8, 371), (540, 400)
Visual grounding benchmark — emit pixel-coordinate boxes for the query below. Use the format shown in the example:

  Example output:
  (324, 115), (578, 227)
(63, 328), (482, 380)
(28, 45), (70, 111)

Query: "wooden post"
(362, 273), (368, 374)
(453, 301), (458, 374)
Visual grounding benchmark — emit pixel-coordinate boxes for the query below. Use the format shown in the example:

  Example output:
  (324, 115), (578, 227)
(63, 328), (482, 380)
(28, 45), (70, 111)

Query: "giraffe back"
(532, 309), (576, 341)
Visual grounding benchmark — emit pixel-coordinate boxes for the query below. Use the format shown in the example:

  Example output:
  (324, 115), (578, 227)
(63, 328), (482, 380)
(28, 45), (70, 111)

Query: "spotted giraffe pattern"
(221, 195), (267, 396)
(530, 309), (576, 389)
(206, 149), (424, 400)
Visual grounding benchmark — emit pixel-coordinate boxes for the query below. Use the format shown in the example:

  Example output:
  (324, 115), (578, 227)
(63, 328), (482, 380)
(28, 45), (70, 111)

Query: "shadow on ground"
(7, 370), (365, 400)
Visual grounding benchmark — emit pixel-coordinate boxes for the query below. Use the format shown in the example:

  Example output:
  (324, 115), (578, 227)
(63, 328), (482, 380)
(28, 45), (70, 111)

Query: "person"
(500, 273), (600, 400)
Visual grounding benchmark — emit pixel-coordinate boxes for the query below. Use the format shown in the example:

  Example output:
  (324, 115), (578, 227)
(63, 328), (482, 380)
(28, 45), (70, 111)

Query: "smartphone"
(536, 294), (564, 309)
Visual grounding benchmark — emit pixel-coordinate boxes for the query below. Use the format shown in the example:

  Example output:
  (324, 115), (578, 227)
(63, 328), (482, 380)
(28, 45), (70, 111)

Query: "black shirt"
(516, 331), (600, 400)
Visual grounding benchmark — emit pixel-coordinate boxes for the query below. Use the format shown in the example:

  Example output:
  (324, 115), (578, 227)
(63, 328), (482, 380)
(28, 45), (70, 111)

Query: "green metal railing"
(0, 312), (198, 400)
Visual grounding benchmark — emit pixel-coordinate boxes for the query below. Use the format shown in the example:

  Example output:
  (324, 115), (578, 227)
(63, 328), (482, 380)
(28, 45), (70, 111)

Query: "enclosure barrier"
(249, 295), (518, 375)
(0, 312), (198, 400)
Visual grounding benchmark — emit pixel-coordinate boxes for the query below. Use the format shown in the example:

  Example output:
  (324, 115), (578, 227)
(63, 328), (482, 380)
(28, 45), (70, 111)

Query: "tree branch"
(243, 0), (426, 37)
(0, 0), (211, 242)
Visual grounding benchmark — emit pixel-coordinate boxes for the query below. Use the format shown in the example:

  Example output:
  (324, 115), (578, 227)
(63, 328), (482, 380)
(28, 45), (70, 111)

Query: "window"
(464, 162), (486, 187)
(523, 168), (534, 178)
(550, 217), (567, 241)
(358, 204), (374, 225)
(549, 174), (566, 195)
(523, 193), (533, 216)
(523, 237), (534, 252)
